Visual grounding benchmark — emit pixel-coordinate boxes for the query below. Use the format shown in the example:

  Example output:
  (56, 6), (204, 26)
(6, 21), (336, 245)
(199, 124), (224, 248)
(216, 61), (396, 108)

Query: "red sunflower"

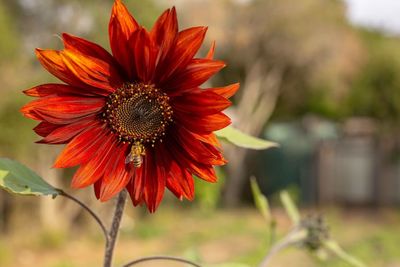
(21, 0), (239, 212)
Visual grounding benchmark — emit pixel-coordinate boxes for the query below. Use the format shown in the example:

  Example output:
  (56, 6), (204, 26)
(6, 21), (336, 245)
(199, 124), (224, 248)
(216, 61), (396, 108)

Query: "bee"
(125, 142), (146, 168)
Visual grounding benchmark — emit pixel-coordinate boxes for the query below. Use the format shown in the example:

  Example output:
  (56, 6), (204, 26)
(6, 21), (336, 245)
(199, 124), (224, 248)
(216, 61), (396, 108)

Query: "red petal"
(38, 116), (97, 144)
(33, 122), (60, 137)
(151, 8), (178, 79)
(206, 83), (240, 99)
(35, 49), (84, 88)
(131, 28), (158, 83)
(206, 41), (216, 59)
(61, 50), (123, 92)
(24, 83), (107, 97)
(21, 96), (105, 124)
(62, 33), (117, 66)
(191, 132), (221, 148)
(126, 166), (144, 206)
(109, 0), (139, 80)
(151, 9), (169, 42)
(71, 133), (117, 188)
(174, 111), (231, 133)
(172, 90), (231, 115)
(174, 126), (226, 166)
(166, 160), (194, 201)
(94, 179), (102, 199)
(166, 138), (217, 183)
(99, 143), (132, 201)
(142, 148), (166, 212)
(54, 123), (108, 168)
(151, 8), (178, 48)
(157, 26), (207, 84)
(36, 49), (122, 93)
(164, 59), (226, 95)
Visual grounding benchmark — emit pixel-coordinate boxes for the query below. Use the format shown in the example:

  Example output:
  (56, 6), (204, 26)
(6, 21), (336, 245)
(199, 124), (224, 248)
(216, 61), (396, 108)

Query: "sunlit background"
(1, 0), (400, 266)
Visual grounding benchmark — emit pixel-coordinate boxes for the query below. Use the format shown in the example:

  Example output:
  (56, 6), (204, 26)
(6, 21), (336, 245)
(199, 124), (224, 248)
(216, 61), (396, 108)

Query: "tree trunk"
(222, 63), (283, 206)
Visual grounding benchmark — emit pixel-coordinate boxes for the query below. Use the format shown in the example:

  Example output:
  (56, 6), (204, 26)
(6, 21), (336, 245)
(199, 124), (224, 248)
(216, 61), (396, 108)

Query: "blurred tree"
(346, 30), (400, 122)
(0, 1), (19, 60)
(176, 0), (364, 205)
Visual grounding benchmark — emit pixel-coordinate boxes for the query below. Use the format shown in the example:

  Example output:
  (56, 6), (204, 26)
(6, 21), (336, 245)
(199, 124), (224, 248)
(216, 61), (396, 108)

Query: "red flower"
(21, 0), (239, 212)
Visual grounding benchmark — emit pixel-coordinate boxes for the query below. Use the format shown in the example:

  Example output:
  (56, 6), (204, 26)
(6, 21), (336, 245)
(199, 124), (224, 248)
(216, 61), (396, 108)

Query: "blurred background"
(1, 0), (400, 266)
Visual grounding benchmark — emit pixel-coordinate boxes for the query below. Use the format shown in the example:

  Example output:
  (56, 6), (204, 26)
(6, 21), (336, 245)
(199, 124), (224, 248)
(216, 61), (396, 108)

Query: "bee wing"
(125, 153), (133, 165)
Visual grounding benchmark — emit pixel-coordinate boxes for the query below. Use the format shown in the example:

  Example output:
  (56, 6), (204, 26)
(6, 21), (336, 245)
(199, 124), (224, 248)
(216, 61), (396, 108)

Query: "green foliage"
(131, 222), (166, 240)
(0, 1), (19, 60)
(250, 177), (271, 224)
(216, 126), (278, 150)
(0, 240), (11, 266)
(250, 179), (366, 267)
(194, 168), (225, 211)
(343, 30), (400, 123)
(280, 191), (301, 225)
(340, 226), (400, 267)
(323, 240), (366, 267)
(50, 262), (77, 267)
(202, 127), (277, 210)
(0, 158), (60, 197)
(303, 86), (345, 120)
(0, 98), (36, 157)
(36, 230), (67, 250)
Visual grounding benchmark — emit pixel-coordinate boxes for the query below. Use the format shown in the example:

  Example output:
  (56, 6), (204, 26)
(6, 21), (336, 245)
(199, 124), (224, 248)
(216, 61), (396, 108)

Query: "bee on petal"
(125, 142), (146, 168)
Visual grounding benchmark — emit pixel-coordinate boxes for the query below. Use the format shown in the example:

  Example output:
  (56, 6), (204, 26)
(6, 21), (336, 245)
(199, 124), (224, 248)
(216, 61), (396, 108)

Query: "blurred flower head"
(21, 0), (239, 212)
(301, 214), (330, 251)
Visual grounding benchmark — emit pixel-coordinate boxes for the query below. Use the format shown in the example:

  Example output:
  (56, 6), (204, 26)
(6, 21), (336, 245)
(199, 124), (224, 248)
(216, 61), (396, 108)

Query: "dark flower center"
(103, 83), (173, 145)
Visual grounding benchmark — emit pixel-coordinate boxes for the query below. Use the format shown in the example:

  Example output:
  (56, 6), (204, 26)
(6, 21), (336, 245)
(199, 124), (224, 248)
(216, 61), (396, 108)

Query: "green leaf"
(323, 240), (366, 267)
(215, 126), (278, 150)
(250, 177), (271, 223)
(280, 191), (301, 224)
(0, 158), (60, 197)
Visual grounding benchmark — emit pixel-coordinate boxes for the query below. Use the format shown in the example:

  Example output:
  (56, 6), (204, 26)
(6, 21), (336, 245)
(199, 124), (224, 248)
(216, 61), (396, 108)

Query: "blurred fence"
(258, 116), (400, 206)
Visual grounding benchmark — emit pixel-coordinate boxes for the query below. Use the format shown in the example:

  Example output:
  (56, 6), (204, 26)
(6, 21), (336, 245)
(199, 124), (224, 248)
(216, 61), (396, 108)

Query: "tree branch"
(122, 256), (201, 267)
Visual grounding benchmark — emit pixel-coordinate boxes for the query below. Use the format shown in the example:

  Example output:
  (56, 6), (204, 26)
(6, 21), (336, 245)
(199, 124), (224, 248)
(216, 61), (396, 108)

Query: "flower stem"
(122, 256), (201, 267)
(259, 227), (304, 267)
(59, 190), (108, 239)
(103, 190), (128, 267)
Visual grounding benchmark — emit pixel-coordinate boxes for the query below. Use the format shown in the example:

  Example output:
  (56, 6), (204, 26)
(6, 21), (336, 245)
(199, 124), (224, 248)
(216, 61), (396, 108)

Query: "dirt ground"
(1, 206), (400, 267)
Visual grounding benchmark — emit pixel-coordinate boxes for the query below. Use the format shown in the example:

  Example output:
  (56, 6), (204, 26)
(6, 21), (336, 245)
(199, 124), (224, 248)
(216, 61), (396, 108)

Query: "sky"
(344, 0), (400, 35)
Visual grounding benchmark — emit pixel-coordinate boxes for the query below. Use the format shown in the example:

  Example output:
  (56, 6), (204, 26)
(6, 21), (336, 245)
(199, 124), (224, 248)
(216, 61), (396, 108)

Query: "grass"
(0, 240), (12, 266)
(1, 207), (400, 267)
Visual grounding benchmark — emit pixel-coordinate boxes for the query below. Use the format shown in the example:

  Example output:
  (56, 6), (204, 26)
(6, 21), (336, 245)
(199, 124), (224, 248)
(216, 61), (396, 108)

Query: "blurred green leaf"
(280, 191), (301, 225)
(0, 158), (60, 197)
(313, 248), (329, 261)
(194, 167), (225, 211)
(215, 126), (278, 150)
(323, 240), (366, 267)
(250, 177), (271, 223)
(183, 248), (202, 264)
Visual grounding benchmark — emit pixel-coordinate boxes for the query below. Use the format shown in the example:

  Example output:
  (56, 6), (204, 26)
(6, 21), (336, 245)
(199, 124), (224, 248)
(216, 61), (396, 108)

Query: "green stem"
(259, 227), (305, 267)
